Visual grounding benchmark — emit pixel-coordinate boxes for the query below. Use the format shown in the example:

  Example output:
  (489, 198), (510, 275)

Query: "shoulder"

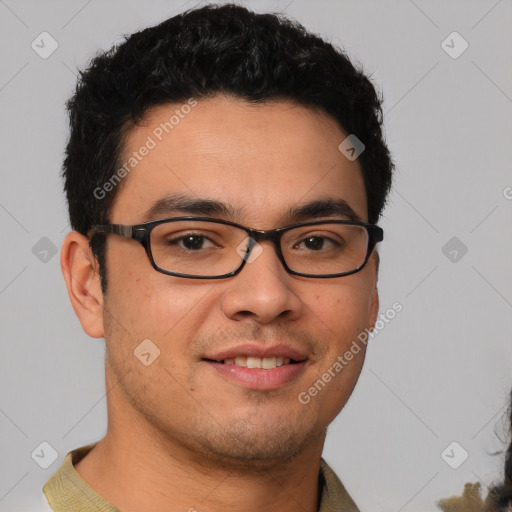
(319, 458), (360, 512)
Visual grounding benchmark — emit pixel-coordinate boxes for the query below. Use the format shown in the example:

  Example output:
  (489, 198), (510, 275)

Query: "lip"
(204, 360), (308, 391)
(203, 343), (308, 363)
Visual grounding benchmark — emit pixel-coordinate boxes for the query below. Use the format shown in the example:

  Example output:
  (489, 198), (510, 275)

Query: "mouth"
(201, 345), (309, 390)
(203, 355), (300, 369)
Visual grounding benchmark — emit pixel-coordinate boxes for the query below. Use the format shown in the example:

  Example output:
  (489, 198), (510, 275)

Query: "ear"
(61, 231), (105, 338)
(367, 251), (380, 330)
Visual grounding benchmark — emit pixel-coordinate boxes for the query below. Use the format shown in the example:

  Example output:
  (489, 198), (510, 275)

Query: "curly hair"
(485, 389), (512, 511)
(62, 3), (394, 292)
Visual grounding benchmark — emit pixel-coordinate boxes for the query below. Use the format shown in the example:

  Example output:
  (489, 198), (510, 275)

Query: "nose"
(220, 239), (304, 324)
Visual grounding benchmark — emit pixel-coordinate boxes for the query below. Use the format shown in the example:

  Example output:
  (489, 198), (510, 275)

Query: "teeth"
(246, 357), (262, 369)
(222, 356), (294, 369)
(261, 357), (277, 369)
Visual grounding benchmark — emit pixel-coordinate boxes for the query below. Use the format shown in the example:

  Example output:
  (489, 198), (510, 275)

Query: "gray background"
(1, 0), (511, 510)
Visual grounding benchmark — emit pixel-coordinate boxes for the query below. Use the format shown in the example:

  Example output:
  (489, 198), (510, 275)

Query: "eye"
(168, 233), (217, 251)
(295, 235), (342, 251)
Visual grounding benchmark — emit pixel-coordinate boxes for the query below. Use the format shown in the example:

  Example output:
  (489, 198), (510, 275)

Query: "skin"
(61, 95), (380, 512)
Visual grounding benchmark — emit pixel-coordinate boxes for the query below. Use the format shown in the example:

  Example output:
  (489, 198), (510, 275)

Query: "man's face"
(100, 96), (379, 466)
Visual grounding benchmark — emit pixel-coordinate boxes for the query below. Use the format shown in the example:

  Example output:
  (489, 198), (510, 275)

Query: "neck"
(75, 429), (325, 512)
(74, 382), (326, 512)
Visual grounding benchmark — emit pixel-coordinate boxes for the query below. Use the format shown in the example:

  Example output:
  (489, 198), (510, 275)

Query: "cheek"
(113, 281), (214, 346)
(306, 285), (372, 422)
(309, 278), (375, 344)
(103, 278), (210, 404)
(105, 244), (204, 335)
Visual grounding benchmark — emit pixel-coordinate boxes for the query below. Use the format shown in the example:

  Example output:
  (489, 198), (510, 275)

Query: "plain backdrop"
(1, 1), (511, 511)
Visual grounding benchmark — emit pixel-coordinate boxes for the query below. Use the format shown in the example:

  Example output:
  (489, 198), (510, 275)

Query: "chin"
(190, 415), (320, 471)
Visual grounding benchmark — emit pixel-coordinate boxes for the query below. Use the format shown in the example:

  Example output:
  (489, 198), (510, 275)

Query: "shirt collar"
(43, 444), (360, 512)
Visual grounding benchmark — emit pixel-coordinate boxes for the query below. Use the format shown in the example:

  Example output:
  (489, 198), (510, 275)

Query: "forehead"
(110, 95), (368, 227)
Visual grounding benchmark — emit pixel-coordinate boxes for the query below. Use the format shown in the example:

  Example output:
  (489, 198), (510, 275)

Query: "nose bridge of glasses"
(244, 228), (284, 257)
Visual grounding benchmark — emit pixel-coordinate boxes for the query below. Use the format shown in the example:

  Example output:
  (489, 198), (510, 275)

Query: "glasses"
(88, 216), (383, 279)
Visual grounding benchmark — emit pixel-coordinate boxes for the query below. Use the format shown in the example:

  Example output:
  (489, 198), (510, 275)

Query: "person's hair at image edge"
(62, 2), (394, 294)
(485, 388), (512, 511)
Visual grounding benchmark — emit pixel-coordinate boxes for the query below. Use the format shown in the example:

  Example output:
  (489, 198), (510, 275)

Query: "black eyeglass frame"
(88, 216), (384, 279)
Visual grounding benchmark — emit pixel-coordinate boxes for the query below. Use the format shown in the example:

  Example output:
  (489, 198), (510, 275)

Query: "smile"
(203, 358), (307, 390)
(202, 344), (309, 390)
(215, 356), (295, 369)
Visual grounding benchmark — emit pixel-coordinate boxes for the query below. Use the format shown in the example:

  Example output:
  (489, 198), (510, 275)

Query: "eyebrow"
(141, 193), (362, 224)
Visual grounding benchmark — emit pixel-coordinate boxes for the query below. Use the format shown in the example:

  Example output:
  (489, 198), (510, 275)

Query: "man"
(42, 3), (394, 511)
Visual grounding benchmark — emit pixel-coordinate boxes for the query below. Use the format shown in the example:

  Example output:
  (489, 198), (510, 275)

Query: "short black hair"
(63, 3), (394, 292)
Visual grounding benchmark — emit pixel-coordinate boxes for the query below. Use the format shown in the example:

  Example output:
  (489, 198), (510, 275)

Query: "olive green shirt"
(42, 443), (360, 511)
